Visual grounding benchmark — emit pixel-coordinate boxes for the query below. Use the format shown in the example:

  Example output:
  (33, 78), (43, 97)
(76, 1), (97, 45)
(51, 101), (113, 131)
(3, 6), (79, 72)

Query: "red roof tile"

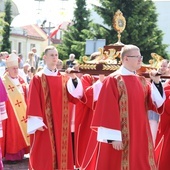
(21, 24), (47, 40)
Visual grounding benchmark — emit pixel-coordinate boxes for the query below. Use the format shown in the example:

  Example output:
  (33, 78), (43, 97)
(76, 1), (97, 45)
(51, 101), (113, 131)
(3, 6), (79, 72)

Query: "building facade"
(10, 25), (48, 62)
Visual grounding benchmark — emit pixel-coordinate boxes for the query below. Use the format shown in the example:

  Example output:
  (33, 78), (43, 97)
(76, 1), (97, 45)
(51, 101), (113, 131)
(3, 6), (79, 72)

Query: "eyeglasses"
(127, 55), (143, 59)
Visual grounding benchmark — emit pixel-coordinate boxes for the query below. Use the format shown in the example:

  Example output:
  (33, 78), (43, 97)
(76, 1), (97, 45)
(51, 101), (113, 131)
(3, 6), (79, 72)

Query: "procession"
(0, 0), (170, 170)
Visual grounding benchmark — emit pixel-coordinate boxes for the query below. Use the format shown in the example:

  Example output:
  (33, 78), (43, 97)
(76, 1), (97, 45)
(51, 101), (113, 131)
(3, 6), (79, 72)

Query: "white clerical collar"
(9, 76), (20, 83)
(42, 66), (58, 76)
(115, 66), (136, 75)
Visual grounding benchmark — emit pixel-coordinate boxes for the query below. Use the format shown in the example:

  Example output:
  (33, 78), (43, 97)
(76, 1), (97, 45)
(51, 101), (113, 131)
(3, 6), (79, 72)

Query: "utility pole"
(48, 22), (51, 45)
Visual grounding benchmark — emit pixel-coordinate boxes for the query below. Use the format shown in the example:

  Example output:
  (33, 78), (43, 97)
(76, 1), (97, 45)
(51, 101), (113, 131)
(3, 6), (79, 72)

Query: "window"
(18, 42), (21, 54)
(30, 44), (35, 50)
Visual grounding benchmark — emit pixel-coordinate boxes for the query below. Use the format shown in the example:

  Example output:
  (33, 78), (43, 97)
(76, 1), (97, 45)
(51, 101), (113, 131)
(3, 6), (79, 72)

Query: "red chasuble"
(155, 82), (170, 170)
(74, 74), (98, 168)
(27, 72), (77, 170)
(91, 74), (162, 170)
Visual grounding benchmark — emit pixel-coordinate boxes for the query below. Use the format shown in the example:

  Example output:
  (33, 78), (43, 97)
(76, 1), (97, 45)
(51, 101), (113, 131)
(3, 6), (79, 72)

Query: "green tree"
(1, 0), (12, 53)
(57, 0), (91, 60)
(0, 13), (8, 49)
(91, 0), (168, 63)
(0, 13), (6, 34)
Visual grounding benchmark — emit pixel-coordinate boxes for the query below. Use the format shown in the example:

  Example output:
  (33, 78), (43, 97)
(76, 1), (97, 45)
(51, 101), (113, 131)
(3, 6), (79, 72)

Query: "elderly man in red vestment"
(91, 44), (165, 170)
(26, 46), (83, 170)
(148, 59), (170, 147)
(1, 53), (29, 163)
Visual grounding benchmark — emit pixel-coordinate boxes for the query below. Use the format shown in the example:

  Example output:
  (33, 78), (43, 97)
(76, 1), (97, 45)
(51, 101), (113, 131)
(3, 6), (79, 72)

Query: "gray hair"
(69, 53), (75, 58)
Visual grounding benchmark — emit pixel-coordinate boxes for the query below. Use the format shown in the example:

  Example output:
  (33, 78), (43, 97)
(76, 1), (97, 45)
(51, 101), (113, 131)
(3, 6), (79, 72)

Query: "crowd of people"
(0, 44), (169, 170)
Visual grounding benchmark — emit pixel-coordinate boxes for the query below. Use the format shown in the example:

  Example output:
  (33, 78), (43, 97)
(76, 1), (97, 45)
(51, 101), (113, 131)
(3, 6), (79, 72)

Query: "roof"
(21, 24), (47, 41)
(11, 24), (48, 41)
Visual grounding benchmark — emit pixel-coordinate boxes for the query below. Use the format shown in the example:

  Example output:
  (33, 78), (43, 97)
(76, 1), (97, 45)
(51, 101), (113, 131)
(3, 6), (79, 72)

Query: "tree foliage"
(1, 0), (12, 53)
(0, 13), (8, 36)
(91, 0), (168, 63)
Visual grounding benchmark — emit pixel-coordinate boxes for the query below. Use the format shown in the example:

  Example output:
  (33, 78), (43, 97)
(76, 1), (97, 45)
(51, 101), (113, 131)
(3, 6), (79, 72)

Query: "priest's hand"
(37, 127), (45, 131)
(149, 70), (161, 84)
(111, 141), (123, 150)
(65, 67), (77, 79)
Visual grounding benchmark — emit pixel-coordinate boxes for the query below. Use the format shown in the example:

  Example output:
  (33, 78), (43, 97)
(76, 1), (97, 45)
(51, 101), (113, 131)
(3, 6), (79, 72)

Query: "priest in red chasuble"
(27, 46), (83, 170)
(91, 44), (165, 170)
(74, 74), (104, 169)
(1, 53), (29, 162)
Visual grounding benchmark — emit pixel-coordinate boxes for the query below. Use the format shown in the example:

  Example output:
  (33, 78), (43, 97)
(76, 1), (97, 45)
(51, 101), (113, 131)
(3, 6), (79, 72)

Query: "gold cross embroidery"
(15, 100), (22, 107)
(21, 116), (27, 123)
(8, 85), (15, 92)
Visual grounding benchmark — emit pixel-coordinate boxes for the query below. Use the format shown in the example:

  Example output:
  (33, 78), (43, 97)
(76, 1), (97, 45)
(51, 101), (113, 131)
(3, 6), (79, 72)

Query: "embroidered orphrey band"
(41, 74), (57, 169)
(116, 75), (130, 170)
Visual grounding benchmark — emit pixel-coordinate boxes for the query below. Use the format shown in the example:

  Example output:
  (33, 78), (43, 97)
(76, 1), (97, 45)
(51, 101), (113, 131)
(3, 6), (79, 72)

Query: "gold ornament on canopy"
(69, 10), (168, 78)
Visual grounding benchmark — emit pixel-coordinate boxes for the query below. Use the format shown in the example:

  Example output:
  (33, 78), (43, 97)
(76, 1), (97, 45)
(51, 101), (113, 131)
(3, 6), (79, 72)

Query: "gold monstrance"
(77, 10), (127, 75)
(112, 9), (126, 45)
